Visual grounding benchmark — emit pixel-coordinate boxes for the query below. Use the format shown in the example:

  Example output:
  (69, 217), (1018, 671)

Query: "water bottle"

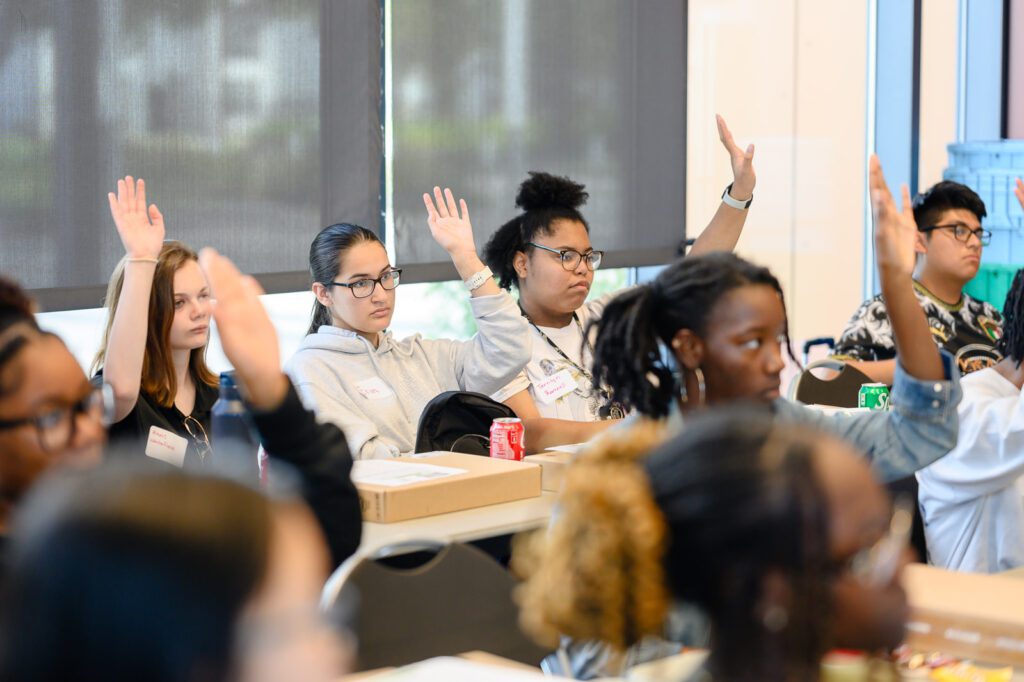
(211, 371), (260, 487)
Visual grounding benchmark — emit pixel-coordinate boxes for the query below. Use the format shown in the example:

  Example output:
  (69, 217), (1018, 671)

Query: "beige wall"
(687, 0), (869, 343)
(918, 0), (958, 190)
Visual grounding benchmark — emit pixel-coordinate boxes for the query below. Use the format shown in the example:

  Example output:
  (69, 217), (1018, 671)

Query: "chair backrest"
(788, 359), (874, 408)
(415, 391), (518, 455)
(323, 542), (550, 671)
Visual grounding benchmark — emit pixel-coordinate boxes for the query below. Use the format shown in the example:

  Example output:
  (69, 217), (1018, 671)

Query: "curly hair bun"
(515, 171), (589, 212)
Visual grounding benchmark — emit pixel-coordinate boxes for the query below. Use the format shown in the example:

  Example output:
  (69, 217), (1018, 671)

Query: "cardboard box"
(903, 563), (1024, 666)
(524, 451), (572, 492)
(353, 452), (541, 523)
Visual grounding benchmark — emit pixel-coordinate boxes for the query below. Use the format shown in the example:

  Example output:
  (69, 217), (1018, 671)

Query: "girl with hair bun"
(485, 117), (757, 451)
(516, 409), (912, 681)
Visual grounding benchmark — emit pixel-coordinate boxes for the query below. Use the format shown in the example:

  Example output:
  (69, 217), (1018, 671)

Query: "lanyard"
(519, 307), (625, 420)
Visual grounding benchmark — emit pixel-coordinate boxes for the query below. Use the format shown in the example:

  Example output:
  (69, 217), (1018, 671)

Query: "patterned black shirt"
(833, 281), (1004, 375)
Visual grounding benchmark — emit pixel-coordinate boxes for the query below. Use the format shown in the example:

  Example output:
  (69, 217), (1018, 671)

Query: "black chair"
(788, 358), (872, 408)
(415, 391), (518, 455)
(321, 541), (550, 672)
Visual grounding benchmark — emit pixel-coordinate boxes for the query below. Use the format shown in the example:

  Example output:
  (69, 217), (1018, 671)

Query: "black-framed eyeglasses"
(327, 269), (402, 299)
(526, 242), (604, 271)
(920, 222), (992, 246)
(183, 415), (212, 464)
(0, 384), (114, 453)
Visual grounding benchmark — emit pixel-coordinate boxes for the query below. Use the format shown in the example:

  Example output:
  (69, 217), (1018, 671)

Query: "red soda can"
(489, 418), (525, 461)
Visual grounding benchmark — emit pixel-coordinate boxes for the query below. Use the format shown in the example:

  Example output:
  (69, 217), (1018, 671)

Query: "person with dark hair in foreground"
(0, 250), (363, 569)
(833, 180), (1003, 383)
(0, 467), (349, 682)
(517, 411), (911, 682)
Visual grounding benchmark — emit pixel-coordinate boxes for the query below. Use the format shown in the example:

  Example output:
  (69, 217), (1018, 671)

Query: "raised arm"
(198, 248), (362, 566)
(102, 177), (165, 421)
(870, 155), (944, 381)
(688, 115), (756, 256)
(423, 186), (500, 297)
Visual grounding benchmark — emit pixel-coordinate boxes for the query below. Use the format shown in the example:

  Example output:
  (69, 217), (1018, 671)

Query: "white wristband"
(464, 266), (493, 292)
(721, 183), (753, 210)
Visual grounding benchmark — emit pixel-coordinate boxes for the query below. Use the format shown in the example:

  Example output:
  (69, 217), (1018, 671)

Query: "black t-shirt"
(102, 375), (219, 467)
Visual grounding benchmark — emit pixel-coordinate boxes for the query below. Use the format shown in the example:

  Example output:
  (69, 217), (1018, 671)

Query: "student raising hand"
(422, 186), (500, 297)
(869, 155), (944, 381)
(107, 176), (165, 261)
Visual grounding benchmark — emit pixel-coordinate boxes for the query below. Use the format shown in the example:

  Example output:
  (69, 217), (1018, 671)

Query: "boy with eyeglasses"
(833, 180), (1004, 383)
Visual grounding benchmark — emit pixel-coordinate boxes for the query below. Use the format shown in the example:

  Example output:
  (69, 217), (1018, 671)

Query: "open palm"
(869, 155), (916, 277)
(423, 186), (476, 257)
(107, 176), (165, 259)
(717, 114), (756, 197)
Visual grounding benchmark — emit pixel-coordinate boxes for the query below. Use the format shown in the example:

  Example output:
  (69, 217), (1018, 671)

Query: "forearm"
(522, 417), (615, 454)
(449, 250), (500, 298)
(688, 202), (749, 256)
(103, 261), (156, 411)
(880, 270), (944, 380)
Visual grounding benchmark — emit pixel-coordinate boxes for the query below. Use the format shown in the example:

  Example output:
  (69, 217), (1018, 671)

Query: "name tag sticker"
(145, 426), (189, 467)
(354, 377), (396, 400)
(533, 369), (577, 404)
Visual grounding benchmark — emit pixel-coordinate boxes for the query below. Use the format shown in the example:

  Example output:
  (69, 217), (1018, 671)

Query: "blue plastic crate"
(944, 141), (1024, 265)
(947, 140), (1024, 171)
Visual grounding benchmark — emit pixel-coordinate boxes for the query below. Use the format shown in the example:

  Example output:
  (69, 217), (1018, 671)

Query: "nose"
(370, 282), (389, 304)
(573, 257), (589, 276)
(765, 339), (786, 375)
(68, 410), (107, 465)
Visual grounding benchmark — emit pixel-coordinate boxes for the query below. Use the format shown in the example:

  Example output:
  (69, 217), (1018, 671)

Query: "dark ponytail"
(482, 171), (590, 290)
(589, 252), (797, 418)
(306, 223), (380, 335)
(996, 268), (1024, 366)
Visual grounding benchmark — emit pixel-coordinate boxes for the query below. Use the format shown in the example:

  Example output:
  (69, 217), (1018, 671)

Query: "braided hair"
(482, 172), (590, 290)
(996, 268), (1024, 366)
(515, 408), (833, 682)
(589, 252), (797, 419)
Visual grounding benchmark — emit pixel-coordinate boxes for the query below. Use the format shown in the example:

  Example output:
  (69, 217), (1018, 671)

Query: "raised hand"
(717, 114), (756, 199)
(198, 248), (287, 411)
(107, 176), (165, 260)
(423, 186), (476, 258)
(869, 155), (917, 278)
(1015, 178), (1024, 212)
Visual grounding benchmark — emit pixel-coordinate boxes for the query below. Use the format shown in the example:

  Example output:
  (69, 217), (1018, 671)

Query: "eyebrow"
(347, 265), (393, 280)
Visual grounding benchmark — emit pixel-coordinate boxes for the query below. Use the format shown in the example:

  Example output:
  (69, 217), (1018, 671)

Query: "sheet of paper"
(351, 460), (467, 488)
(374, 657), (546, 681)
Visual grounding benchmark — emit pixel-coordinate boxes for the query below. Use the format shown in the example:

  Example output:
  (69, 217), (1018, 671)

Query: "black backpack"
(414, 391), (518, 456)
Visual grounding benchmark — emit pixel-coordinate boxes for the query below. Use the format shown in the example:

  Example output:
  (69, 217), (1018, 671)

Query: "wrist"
(730, 180), (755, 200)
(722, 183), (753, 209)
(449, 250), (484, 277)
(241, 373), (289, 412)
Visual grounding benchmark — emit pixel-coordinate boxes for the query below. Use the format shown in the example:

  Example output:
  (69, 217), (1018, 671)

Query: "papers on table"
(351, 460), (467, 488)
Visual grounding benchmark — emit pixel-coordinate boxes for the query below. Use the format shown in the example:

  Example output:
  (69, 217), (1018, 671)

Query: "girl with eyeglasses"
(285, 188), (532, 460)
(483, 116), (757, 452)
(92, 177), (218, 465)
(0, 251), (364, 571)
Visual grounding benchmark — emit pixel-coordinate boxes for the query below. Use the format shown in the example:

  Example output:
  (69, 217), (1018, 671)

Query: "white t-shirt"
(493, 291), (622, 422)
(917, 367), (1024, 573)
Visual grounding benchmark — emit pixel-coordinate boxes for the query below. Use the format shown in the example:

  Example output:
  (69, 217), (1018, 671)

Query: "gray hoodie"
(285, 292), (531, 459)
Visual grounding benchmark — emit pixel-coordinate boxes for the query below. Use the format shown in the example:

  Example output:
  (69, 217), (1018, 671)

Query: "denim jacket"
(550, 353), (961, 680)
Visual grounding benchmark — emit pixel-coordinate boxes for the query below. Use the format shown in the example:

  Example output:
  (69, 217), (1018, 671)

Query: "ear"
(914, 230), (929, 255)
(670, 329), (705, 371)
(312, 282), (333, 308)
(513, 250), (529, 280)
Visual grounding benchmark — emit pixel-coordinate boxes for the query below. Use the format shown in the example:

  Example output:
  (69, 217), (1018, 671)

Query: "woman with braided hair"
(516, 409), (912, 682)
(587, 157), (962, 485)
